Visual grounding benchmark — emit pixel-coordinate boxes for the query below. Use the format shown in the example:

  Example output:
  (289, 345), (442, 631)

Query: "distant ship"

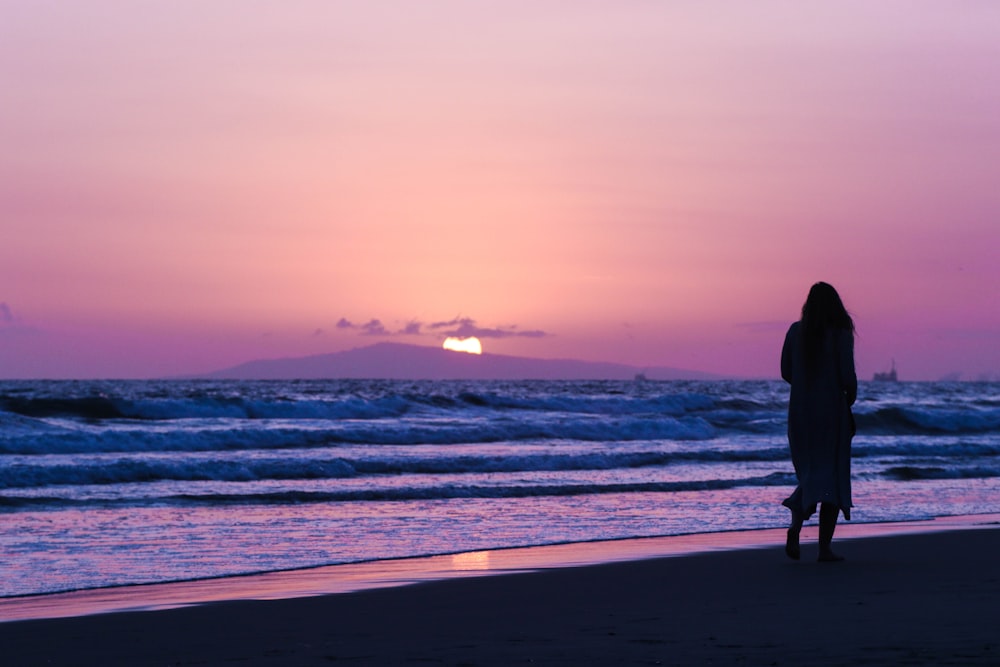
(873, 360), (898, 382)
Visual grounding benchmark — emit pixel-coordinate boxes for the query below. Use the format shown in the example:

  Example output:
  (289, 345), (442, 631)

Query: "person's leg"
(818, 502), (844, 562)
(785, 505), (804, 560)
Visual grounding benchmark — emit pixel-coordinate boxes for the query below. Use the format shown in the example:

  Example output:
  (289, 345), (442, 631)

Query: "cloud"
(399, 321), (422, 336)
(359, 319), (388, 336)
(338, 318), (390, 335)
(428, 317), (466, 330)
(429, 317), (547, 339)
(0, 302), (42, 339)
(336, 317), (391, 336)
(337, 315), (548, 340)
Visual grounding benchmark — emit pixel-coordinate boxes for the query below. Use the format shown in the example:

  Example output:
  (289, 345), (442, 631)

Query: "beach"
(3, 380), (998, 664)
(2, 518), (998, 666)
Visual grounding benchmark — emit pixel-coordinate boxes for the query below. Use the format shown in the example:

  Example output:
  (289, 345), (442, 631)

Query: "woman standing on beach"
(781, 282), (857, 562)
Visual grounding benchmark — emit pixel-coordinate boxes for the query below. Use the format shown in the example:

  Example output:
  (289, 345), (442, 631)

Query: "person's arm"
(838, 330), (857, 406)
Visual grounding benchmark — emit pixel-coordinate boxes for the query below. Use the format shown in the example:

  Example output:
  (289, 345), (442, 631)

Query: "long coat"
(780, 321), (857, 520)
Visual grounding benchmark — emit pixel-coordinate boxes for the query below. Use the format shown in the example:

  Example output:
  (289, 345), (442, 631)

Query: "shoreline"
(3, 512), (997, 624)
(2, 517), (998, 666)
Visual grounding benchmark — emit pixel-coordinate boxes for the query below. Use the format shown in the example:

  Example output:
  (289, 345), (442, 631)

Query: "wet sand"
(2, 517), (998, 665)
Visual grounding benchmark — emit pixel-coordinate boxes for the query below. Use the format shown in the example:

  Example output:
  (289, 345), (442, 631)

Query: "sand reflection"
(451, 551), (491, 571)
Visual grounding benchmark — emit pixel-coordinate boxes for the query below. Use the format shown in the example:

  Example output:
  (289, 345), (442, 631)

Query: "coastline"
(2, 513), (997, 624)
(1, 515), (998, 665)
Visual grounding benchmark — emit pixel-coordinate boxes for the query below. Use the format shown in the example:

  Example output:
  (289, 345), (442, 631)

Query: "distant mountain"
(203, 342), (720, 381)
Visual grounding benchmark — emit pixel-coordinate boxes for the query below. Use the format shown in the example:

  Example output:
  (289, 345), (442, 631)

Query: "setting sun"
(442, 337), (483, 355)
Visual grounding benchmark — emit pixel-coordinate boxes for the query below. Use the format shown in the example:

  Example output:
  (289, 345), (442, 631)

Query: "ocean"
(1, 379), (998, 598)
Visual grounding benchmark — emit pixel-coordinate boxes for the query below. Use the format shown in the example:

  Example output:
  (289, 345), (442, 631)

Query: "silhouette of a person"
(781, 282), (857, 562)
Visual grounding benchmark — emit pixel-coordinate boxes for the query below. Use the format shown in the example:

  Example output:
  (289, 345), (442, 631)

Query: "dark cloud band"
(339, 316), (547, 339)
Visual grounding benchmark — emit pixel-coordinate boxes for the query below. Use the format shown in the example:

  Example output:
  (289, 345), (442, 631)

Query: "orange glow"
(451, 551), (491, 571)
(443, 337), (483, 355)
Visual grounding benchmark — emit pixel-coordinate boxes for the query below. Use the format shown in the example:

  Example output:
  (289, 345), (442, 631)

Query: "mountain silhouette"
(203, 342), (719, 380)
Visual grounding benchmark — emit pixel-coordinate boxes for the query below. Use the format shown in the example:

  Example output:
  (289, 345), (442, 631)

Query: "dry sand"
(2, 522), (998, 665)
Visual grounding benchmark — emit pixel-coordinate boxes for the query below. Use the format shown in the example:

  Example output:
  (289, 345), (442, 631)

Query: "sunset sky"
(2, 1), (998, 380)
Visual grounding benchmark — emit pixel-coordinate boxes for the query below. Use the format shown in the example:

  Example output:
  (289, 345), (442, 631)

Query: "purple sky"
(2, 2), (999, 380)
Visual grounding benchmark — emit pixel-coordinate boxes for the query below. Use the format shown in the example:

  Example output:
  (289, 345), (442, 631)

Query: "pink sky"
(2, 1), (999, 380)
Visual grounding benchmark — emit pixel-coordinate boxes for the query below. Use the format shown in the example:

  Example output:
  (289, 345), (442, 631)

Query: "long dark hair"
(800, 282), (854, 370)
